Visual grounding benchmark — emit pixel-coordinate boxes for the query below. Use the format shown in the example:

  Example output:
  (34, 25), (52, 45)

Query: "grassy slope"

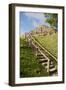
(34, 33), (58, 58)
(20, 38), (49, 77)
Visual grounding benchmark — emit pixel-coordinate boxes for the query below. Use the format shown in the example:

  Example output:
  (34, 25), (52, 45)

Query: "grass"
(20, 37), (49, 77)
(33, 33), (58, 58)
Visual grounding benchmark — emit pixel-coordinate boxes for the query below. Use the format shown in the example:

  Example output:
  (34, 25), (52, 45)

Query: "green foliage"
(20, 38), (49, 77)
(34, 33), (58, 58)
(45, 13), (58, 30)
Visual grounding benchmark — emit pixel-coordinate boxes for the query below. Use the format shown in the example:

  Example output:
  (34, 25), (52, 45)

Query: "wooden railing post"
(47, 59), (50, 74)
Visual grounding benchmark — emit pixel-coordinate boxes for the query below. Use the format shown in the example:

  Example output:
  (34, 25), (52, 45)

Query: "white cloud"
(24, 12), (45, 20)
(24, 12), (47, 27)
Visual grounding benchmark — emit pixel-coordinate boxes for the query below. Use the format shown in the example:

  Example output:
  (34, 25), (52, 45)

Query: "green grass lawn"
(20, 37), (49, 77)
(33, 33), (58, 58)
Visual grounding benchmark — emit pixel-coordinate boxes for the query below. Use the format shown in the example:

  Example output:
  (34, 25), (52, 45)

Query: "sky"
(19, 12), (50, 35)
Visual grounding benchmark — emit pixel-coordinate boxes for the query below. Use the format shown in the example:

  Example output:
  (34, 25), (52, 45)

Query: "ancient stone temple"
(31, 25), (56, 36)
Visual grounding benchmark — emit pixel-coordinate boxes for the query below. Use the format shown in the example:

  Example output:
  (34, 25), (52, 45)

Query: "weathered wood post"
(35, 47), (38, 56)
(47, 59), (50, 74)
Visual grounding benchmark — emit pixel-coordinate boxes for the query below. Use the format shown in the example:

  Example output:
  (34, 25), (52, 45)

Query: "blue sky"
(19, 12), (50, 35)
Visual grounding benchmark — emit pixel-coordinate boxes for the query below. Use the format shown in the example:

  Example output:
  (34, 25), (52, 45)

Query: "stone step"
(49, 66), (57, 73)
(39, 59), (48, 63)
(43, 64), (54, 69)
(37, 55), (45, 59)
(37, 54), (44, 56)
(49, 64), (55, 69)
(39, 58), (48, 61)
(37, 52), (41, 54)
(42, 62), (47, 66)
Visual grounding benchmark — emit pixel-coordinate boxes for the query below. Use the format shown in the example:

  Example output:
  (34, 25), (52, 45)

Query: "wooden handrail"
(31, 35), (57, 62)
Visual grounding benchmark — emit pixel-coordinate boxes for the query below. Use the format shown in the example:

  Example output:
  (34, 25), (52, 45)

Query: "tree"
(45, 13), (58, 30)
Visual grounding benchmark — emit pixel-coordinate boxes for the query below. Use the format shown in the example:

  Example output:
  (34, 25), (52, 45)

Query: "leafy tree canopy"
(45, 13), (58, 30)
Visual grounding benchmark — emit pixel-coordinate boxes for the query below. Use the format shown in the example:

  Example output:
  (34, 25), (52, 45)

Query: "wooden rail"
(26, 34), (57, 76)
(31, 35), (57, 61)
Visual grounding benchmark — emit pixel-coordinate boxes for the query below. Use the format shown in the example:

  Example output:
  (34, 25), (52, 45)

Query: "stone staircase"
(36, 51), (57, 76)
(27, 35), (57, 76)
